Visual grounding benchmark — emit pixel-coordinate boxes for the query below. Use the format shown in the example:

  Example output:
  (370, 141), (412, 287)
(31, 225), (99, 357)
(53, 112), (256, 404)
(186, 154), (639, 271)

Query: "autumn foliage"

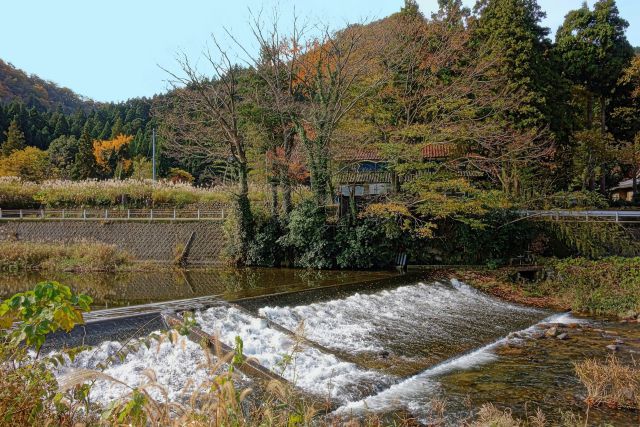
(92, 134), (133, 178)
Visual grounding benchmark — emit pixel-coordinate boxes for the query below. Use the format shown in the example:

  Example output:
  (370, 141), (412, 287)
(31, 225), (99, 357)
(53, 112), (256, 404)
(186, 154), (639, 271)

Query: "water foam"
(259, 280), (546, 362)
(195, 306), (395, 403)
(53, 333), (214, 405)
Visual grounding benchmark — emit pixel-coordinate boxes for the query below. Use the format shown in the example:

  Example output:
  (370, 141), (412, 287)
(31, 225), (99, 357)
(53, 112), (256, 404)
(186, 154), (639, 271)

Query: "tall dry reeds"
(0, 241), (131, 272)
(574, 355), (640, 410)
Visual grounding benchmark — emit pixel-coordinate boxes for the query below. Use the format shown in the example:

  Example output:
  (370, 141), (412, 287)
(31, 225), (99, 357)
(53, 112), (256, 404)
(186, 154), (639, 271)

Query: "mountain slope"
(0, 59), (96, 113)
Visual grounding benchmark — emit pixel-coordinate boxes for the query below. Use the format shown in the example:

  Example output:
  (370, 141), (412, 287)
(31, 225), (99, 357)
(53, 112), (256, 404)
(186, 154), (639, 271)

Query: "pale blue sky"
(1, 0), (638, 103)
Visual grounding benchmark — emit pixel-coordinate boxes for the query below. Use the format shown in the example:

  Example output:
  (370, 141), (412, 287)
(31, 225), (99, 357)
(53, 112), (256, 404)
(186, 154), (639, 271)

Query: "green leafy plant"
(0, 280), (92, 353)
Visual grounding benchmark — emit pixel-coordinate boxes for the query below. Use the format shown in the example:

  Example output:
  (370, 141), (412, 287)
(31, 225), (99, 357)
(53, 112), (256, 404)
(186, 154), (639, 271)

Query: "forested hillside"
(0, 57), (161, 181)
(0, 59), (94, 114)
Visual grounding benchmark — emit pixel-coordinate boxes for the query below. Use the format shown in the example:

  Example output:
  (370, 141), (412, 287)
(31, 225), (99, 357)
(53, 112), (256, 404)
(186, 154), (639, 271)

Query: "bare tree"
(231, 12), (383, 207)
(159, 44), (254, 265)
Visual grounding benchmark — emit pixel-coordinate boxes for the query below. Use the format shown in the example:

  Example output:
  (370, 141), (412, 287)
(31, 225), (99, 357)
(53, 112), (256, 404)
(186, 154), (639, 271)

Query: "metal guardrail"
(0, 208), (226, 221)
(519, 210), (640, 223)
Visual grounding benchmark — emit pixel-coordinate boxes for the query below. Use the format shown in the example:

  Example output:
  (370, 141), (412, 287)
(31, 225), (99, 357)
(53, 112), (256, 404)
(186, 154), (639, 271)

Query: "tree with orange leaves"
(92, 134), (133, 179)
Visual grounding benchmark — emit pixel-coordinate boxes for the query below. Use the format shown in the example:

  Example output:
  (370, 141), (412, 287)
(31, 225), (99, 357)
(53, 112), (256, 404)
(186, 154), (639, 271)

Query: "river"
(4, 270), (639, 425)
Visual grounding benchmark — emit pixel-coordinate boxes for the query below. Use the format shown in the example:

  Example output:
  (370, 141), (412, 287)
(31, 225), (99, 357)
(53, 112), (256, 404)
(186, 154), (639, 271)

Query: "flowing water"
(51, 334), (219, 404)
(259, 279), (549, 375)
(25, 272), (640, 424)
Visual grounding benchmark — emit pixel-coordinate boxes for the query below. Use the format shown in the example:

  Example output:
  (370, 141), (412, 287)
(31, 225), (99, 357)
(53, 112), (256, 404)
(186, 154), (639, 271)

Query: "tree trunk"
(270, 180), (279, 218)
(235, 161), (254, 266)
(599, 96), (607, 195)
(281, 132), (294, 217)
(586, 94), (594, 129)
(309, 141), (330, 207)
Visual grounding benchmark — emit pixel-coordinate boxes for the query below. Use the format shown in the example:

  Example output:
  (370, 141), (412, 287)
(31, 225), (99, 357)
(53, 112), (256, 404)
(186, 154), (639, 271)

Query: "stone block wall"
(0, 221), (226, 265)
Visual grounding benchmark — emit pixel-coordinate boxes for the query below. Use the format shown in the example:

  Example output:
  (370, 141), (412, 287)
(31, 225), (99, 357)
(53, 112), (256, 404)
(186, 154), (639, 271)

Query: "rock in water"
(545, 326), (558, 338)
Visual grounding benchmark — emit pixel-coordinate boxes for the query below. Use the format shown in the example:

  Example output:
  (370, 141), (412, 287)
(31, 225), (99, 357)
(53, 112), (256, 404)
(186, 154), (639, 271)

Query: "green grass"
(541, 257), (640, 318)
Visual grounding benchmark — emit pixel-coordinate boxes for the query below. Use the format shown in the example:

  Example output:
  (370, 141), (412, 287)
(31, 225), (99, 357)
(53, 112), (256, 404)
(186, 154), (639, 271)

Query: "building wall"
(0, 221), (226, 265)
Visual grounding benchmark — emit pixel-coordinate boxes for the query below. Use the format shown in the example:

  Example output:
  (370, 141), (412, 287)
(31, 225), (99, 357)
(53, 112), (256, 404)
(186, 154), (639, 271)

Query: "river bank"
(456, 257), (640, 320)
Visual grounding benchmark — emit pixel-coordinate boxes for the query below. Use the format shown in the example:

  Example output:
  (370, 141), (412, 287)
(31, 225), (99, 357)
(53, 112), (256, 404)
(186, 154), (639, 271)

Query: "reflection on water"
(0, 268), (394, 308)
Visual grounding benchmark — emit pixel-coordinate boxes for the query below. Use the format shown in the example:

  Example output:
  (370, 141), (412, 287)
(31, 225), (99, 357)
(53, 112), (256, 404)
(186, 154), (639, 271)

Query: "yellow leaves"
(361, 202), (412, 219)
(93, 134), (132, 168)
(0, 146), (50, 182)
(92, 134), (133, 177)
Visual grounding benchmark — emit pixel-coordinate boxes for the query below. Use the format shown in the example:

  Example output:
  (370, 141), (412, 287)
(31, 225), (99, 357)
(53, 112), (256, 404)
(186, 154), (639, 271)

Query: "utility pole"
(152, 128), (156, 182)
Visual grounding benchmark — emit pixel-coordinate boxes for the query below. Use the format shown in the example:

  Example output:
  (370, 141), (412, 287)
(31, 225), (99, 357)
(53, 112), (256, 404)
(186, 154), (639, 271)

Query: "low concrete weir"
(162, 311), (336, 412)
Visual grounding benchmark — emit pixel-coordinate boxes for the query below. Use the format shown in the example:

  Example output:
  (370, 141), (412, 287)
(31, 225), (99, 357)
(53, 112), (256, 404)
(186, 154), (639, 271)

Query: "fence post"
(20, 209), (23, 219)
(173, 208), (176, 220)
(83, 209), (86, 220)
(150, 209), (153, 220)
(127, 209), (130, 219)
(197, 209), (201, 220)
(221, 208), (224, 219)
(62, 209), (65, 219)
(40, 208), (44, 219)
(105, 209), (108, 219)
(0, 208), (3, 219)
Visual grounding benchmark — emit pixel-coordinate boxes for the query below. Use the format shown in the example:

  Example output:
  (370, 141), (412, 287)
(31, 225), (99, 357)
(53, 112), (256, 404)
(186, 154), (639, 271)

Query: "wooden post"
(197, 209), (200, 220)
(83, 209), (86, 220)
(127, 209), (130, 219)
(40, 208), (44, 219)
(62, 209), (65, 219)
(173, 208), (176, 220)
(20, 209), (23, 219)
(150, 209), (153, 220)
(105, 209), (108, 219)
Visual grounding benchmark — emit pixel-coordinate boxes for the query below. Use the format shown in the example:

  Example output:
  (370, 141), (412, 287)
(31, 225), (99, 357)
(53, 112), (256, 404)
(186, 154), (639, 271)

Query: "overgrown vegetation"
(0, 241), (131, 272)
(541, 257), (640, 318)
(575, 355), (640, 411)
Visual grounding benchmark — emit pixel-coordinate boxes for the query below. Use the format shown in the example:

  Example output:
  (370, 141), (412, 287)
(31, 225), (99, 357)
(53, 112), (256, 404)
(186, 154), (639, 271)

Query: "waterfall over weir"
(259, 279), (548, 375)
(53, 278), (566, 420)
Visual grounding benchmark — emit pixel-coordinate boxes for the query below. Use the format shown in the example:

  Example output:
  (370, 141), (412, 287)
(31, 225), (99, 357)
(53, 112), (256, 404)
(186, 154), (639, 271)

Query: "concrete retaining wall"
(0, 221), (226, 265)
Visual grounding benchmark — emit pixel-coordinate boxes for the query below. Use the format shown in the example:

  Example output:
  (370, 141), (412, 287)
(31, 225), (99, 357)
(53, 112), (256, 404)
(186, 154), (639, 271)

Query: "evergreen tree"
(2, 119), (26, 157)
(473, 0), (563, 130)
(48, 135), (79, 179)
(72, 123), (96, 179)
(53, 114), (70, 138)
(556, 0), (634, 192)
(555, 0), (634, 132)
(110, 115), (123, 138)
(402, 0), (420, 15)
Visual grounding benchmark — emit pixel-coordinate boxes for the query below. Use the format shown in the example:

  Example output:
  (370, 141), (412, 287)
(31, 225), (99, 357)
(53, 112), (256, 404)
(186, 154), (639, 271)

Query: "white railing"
(519, 210), (640, 223)
(0, 208), (226, 221)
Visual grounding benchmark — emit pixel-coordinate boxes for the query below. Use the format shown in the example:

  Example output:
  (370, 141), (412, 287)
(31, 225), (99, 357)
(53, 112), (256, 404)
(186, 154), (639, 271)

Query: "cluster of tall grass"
(574, 355), (640, 411)
(0, 177), (295, 209)
(0, 241), (131, 272)
(541, 257), (640, 318)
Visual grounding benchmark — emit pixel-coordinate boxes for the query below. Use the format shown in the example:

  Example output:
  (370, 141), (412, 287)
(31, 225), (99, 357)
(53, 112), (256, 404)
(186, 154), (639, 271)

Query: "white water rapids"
(51, 278), (578, 420)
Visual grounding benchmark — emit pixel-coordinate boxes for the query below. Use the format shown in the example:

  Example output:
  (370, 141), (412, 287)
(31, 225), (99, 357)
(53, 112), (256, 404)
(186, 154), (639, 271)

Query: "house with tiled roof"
(334, 142), (479, 215)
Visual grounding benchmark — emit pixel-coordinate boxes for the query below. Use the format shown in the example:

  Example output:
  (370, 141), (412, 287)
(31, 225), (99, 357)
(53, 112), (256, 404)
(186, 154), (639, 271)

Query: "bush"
(437, 210), (538, 265)
(247, 215), (284, 267)
(544, 257), (640, 317)
(279, 199), (335, 269)
(335, 217), (399, 269)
